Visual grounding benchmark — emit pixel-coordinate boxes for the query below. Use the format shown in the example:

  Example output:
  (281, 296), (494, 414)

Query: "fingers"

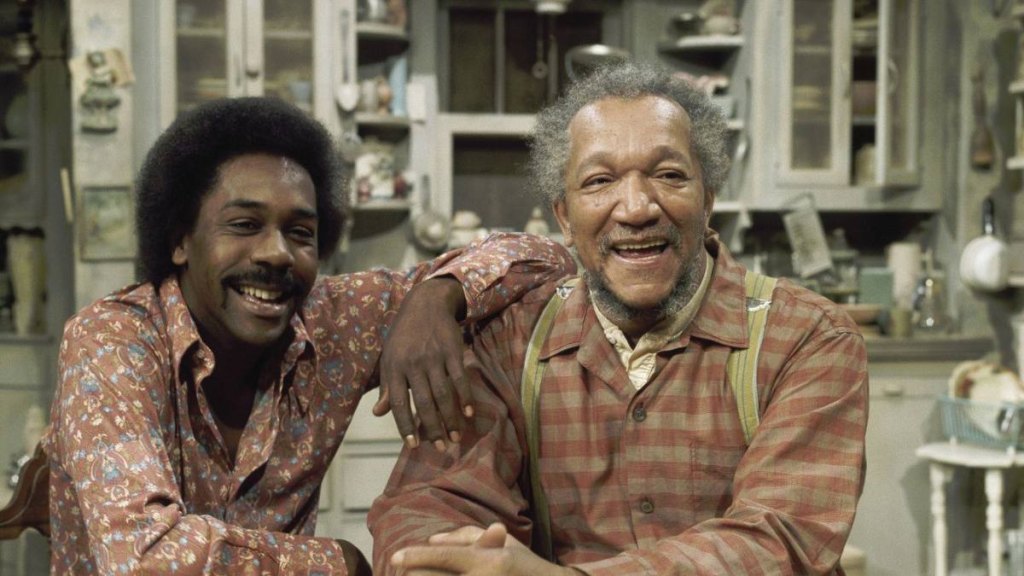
(427, 526), (485, 546)
(446, 352), (473, 419)
(475, 523), (507, 549)
(408, 372), (447, 452)
(380, 362), (419, 448)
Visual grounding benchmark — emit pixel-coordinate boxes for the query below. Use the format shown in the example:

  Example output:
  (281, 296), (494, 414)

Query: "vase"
(7, 232), (46, 336)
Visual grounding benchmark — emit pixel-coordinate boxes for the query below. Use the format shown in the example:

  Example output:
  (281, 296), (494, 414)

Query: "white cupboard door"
(776, 0), (852, 187)
(875, 0), (920, 187)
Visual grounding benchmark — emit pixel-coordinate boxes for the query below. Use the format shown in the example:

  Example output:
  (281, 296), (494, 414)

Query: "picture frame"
(77, 185), (136, 261)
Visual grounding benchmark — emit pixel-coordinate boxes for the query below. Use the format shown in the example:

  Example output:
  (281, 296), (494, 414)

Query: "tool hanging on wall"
(970, 65), (995, 170)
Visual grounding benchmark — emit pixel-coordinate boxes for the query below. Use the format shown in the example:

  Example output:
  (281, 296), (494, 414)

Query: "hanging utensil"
(335, 7), (360, 112)
(531, 16), (549, 80)
(726, 76), (751, 198)
(969, 66), (995, 170)
(960, 195), (1008, 292)
(564, 44), (630, 82)
(410, 175), (451, 253)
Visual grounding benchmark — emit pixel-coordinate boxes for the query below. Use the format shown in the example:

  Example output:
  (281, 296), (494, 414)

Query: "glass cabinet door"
(262, 0), (315, 113)
(875, 0), (919, 186)
(777, 0), (852, 186)
(174, 1), (231, 115)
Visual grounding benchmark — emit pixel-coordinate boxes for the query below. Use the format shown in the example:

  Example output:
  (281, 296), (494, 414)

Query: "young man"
(370, 62), (868, 575)
(42, 97), (574, 574)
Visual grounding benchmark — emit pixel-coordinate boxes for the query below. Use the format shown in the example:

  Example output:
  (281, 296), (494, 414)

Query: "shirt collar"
(158, 276), (316, 413)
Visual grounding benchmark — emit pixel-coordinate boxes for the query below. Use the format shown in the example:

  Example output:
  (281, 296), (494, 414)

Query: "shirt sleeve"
(425, 231), (576, 322)
(47, 318), (352, 575)
(574, 325), (869, 576)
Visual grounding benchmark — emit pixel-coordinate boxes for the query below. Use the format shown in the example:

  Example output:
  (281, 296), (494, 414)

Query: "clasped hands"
(390, 523), (579, 576)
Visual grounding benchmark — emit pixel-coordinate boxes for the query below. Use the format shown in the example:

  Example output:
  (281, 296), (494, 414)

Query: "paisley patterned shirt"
(42, 232), (575, 575)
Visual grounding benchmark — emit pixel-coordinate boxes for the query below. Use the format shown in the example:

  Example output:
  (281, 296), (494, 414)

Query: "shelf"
(0, 333), (51, 345)
(712, 200), (746, 214)
(264, 29), (313, 41)
(1007, 156), (1024, 170)
(176, 26), (226, 39)
(658, 34), (743, 53)
(0, 138), (29, 150)
(356, 113), (410, 129)
(352, 199), (411, 212)
(1010, 79), (1024, 94)
(356, 22), (408, 42)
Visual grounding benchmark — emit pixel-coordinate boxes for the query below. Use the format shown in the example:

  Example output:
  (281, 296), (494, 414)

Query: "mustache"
(599, 225), (682, 255)
(224, 268), (303, 295)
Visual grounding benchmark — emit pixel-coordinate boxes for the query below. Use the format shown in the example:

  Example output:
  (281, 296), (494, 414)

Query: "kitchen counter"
(864, 334), (993, 363)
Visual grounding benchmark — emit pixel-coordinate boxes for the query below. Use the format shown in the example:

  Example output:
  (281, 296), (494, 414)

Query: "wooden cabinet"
(158, 0), (340, 133)
(749, 0), (922, 209)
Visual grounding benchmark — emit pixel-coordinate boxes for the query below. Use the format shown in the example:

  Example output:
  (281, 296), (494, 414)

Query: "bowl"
(840, 303), (883, 326)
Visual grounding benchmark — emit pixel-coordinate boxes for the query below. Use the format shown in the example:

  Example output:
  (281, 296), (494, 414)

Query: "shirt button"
(639, 497), (655, 514)
(632, 404), (647, 422)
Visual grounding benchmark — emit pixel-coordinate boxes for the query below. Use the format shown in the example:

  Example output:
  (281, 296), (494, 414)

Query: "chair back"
(0, 443), (50, 539)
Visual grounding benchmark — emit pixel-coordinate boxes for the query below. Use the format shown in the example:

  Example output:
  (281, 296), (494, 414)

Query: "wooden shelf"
(355, 113), (410, 129)
(658, 35), (744, 53)
(356, 22), (408, 42)
(0, 139), (29, 150)
(352, 199), (411, 212)
(176, 26), (226, 39)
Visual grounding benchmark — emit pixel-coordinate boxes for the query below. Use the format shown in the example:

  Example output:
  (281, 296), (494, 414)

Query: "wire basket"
(939, 396), (1024, 451)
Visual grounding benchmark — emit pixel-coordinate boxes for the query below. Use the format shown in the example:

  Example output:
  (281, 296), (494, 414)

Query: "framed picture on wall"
(78, 185), (136, 261)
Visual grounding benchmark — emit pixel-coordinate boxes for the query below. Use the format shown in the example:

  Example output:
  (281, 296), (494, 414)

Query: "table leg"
(986, 468), (1005, 576)
(931, 463), (952, 576)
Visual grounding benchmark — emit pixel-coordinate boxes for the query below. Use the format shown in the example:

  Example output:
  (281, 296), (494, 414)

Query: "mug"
(959, 234), (1008, 292)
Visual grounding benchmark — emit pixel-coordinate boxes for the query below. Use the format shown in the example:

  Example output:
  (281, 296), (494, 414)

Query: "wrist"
(422, 275), (467, 321)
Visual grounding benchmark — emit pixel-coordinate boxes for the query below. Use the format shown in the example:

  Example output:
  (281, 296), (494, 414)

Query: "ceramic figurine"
(79, 51), (121, 134)
(375, 76), (393, 116)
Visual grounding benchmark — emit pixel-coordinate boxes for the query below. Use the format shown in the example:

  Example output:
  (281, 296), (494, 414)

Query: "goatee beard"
(579, 226), (706, 328)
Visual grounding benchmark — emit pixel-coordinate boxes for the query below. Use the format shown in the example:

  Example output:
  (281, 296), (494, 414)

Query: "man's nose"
(251, 230), (295, 268)
(613, 174), (661, 226)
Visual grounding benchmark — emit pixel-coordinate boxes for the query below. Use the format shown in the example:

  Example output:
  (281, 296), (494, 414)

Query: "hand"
(391, 523), (577, 576)
(373, 276), (473, 451)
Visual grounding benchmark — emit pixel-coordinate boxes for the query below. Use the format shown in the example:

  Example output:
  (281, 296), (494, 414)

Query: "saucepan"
(564, 44), (630, 82)
(960, 196), (1008, 292)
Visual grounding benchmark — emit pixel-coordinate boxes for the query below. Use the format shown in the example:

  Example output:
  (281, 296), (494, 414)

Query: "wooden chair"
(0, 444), (49, 539)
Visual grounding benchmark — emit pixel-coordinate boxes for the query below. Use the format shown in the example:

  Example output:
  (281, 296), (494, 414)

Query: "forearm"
(429, 232), (575, 321)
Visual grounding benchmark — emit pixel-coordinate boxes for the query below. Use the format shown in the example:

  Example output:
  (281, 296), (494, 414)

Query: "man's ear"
(704, 192), (715, 225)
(171, 235), (188, 266)
(552, 199), (574, 247)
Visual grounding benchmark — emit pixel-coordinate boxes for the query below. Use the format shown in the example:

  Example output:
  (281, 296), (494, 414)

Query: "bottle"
(913, 250), (948, 334)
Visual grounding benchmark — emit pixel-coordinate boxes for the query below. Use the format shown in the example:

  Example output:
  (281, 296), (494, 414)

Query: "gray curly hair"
(528, 61), (730, 204)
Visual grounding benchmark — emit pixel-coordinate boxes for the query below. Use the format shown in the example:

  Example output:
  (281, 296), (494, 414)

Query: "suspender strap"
(521, 278), (577, 562)
(727, 271), (778, 444)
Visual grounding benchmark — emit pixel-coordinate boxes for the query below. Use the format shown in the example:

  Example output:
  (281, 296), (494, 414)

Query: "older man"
(369, 62), (868, 575)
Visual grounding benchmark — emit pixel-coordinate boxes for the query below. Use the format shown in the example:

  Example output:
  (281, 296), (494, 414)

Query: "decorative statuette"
(79, 50), (121, 134)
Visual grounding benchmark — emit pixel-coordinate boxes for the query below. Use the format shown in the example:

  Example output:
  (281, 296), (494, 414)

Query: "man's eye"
(228, 220), (259, 232)
(290, 227), (316, 241)
(657, 171), (686, 182)
(582, 175), (612, 188)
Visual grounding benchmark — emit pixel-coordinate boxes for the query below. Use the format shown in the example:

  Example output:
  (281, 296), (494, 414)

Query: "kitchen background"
(1, 0), (1023, 574)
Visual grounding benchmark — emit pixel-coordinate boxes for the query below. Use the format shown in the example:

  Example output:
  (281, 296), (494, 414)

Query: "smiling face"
(553, 95), (713, 334)
(173, 153), (319, 356)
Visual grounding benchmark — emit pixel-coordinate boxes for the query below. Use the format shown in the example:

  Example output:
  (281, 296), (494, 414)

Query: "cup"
(959, 234), (1008, 292)
(888, 307), (914, 339)
(886, 242), (922, 309)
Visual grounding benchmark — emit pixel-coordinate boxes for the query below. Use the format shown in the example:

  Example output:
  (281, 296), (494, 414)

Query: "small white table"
(916, 442), (1024, 576)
